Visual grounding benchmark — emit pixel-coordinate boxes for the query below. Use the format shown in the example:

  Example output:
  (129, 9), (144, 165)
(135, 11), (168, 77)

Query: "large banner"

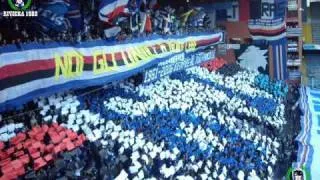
(248, 0), (287, 41)
(271, 39), (287, 80)
(248, 0), (288, 80)
(295, 87), (320, 179)
(0, 33), (223, 111)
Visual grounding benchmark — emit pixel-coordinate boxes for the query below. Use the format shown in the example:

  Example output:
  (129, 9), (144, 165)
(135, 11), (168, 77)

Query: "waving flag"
(34, 1), (70, 34)
(139, 11), (152, 33)
(271, 38), (287, 80)
(99, 0), (130, 24)
(180, 9), (194, 27)
(67, 0), (83, 33)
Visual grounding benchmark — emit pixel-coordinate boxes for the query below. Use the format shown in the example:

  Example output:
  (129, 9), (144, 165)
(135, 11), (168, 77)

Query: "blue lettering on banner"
(144, 50), (216, 83)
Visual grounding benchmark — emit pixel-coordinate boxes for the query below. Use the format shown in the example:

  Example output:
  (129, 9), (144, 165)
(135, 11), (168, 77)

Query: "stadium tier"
(0, 0), (316, 179)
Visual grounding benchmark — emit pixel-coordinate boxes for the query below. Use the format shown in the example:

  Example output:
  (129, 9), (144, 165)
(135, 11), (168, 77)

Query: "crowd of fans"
(0, 0), (213, 47)
(0, 63), (301, 179)
(0, 1), (302, 178)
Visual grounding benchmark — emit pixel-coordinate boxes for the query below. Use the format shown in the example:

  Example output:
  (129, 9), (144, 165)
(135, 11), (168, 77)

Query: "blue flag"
(67, 0), (83, 33)
(35, 0), (70, 33)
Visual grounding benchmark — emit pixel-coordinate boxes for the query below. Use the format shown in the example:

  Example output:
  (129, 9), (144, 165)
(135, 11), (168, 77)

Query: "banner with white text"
(144, 50), (216, 83)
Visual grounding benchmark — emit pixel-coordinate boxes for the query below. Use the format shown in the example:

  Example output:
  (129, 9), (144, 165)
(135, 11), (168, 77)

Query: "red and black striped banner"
(0, 33), (223, 111)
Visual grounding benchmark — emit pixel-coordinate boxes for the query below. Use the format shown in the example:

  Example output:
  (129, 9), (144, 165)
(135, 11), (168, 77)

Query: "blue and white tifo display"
(295, 87), (320, 179)
(34, 65), (288, 179)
